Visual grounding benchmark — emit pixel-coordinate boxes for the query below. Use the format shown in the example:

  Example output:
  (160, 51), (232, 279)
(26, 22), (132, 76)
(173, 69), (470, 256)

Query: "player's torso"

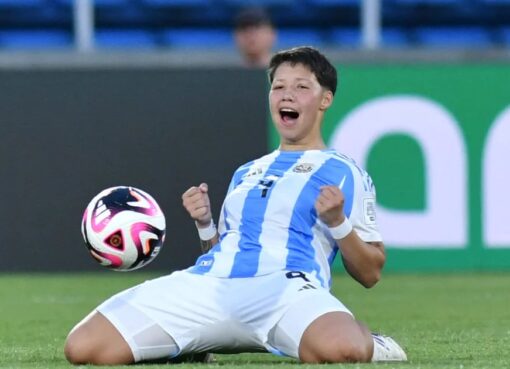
(191, 150), (355, 282)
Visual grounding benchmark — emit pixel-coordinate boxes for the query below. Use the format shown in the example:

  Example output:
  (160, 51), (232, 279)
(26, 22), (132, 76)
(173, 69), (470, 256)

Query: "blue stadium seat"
(476, 0), (510, 3)
(330, 27), (409, 48)
(413, 27), (493, 47)
(91, 0), (130, 5)
(59, 0), (149, 25)
(54, 0), (130, 6)
(0, 0), (44, 6)
(305, 0), (359, 6)
(389, 0), (464, 4)
(140, 0), (212, 6)
(219, 0), (294, 7)
(0, 29), (72, 48)
(95, 29), (157, 48)
(276, 28), (324, 49)
(161, 28), (233, 49)
(329, 28), (359, 47)
(499, 27), (510, 45)
(381, 28), (410, 47)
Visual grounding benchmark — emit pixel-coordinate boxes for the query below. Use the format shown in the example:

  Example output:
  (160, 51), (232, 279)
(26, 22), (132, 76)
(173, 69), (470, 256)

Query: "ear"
(319, 90), (333, 111)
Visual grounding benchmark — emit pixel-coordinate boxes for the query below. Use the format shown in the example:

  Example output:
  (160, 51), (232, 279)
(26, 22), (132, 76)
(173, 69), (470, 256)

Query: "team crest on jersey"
(293, 163), (314, 173)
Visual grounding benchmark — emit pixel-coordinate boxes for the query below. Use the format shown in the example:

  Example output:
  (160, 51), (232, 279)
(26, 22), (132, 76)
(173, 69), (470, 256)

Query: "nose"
(282, 89), (294, 101)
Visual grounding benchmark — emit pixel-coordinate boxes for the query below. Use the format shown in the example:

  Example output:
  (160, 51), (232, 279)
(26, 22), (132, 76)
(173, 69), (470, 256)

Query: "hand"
(182, 183), (212, 227)
(315, 185), (346, 227)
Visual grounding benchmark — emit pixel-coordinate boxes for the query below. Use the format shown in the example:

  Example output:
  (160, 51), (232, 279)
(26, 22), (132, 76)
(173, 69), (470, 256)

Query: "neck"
(279, 139), (326, 152)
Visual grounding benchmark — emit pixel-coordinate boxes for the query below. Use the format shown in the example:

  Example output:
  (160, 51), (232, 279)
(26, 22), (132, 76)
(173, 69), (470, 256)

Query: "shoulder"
(320, 150), (363, 174)
(231, 151), (278, 177)
(325, 150), (376, 193)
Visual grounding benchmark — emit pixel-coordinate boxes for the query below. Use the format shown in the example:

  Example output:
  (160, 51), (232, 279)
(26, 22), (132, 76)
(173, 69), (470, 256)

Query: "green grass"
(0, 272), (509, 368)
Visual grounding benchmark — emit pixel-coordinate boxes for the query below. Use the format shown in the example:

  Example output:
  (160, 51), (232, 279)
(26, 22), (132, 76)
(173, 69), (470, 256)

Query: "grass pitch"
(0, 272), (508, 369)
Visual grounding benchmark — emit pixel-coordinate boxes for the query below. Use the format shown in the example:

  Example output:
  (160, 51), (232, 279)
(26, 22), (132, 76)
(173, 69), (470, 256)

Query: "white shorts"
(97, 270), (352, 362)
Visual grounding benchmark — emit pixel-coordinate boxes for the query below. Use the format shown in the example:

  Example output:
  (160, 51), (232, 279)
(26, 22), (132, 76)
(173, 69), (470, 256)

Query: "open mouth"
(279, 108), (299, 125)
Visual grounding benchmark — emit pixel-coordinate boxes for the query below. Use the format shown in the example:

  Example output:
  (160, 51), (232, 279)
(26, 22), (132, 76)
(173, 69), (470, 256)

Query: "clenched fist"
(182, 183), (212, 227)
(315, 185), (346, 227)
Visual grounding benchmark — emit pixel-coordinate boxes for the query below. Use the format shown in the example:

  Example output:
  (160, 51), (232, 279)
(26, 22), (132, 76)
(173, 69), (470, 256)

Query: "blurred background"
(1, 0), (510, 54)
(0, 0), (509, 273)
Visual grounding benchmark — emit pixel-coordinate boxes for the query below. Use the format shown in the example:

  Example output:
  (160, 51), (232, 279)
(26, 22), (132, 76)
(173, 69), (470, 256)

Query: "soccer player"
(64, 46), (407, 365)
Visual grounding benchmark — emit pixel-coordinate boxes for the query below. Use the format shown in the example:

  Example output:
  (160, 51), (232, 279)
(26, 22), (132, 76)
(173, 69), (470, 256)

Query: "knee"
(64, 332), (90, 365)
(64, 312), (134, 365)
(333, 339), (372, 363)
(300, 338), (371, 363)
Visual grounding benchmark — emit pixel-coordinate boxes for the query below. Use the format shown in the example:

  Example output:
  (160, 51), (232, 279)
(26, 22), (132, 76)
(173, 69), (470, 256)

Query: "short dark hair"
(234, 7), (273, 30)
(268, 46), (337, 95)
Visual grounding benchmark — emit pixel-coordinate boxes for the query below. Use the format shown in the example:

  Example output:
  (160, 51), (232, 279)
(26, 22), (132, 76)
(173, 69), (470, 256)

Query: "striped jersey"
(188, 149), (382, 288)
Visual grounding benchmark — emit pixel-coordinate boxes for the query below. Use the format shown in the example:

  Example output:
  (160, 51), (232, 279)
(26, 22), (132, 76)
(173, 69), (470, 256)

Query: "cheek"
(269, 93), (279, 109)
(297, 97), (316, 114)
(269, 102), (280, 120)
(302, 95), (323, 112)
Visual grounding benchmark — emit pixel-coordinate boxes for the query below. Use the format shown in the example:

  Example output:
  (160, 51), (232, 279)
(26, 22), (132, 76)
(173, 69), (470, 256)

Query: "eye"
(272, 85), (283, 90)
(297, 84), (309, 89)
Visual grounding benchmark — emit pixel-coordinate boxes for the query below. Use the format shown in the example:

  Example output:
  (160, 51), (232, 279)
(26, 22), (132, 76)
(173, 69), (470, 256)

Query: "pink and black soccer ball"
(81, 186), (166, 271)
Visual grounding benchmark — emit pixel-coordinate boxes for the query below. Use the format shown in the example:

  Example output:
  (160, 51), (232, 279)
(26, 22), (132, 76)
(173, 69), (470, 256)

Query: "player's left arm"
(315, 185), (385, 288)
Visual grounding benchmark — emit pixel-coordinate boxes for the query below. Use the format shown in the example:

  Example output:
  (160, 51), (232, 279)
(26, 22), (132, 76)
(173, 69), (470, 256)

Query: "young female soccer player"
(64, 46), (407, 365)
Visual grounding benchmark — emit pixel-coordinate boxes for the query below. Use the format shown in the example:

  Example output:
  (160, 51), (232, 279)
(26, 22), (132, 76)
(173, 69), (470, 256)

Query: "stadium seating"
(305, 0), (359, 6)
(389, 0), (464, 4)
(140, 0), (213, 7)
(413, 27), (493, 48)
(54, 0), (129, 7)
(0, 29), (71, 49)
(0, 0), (44, 6)
(0, 0), (508, 49)
(330, 27), (410, 48)
(276, 28), (325, 49)
(479, 0), (510, 4)
(95, 29), (157, 48)
(160, 28), (233, 49)
(499, 26), (510, 45)
(219, 0), (294, 7)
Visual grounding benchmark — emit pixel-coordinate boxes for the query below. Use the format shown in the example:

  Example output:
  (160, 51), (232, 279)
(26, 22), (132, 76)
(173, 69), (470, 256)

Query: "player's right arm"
(315, 185), (385, 288)
(182, 183), (219, 253)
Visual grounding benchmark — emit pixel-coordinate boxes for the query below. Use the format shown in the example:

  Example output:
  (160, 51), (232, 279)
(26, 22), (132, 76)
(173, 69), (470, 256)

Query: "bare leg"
(64, 311), (134, 365)
(298, 311), (373, 363)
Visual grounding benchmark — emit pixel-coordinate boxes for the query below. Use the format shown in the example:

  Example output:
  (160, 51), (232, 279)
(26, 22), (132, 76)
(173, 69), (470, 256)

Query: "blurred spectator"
(234, 7), (277, 68)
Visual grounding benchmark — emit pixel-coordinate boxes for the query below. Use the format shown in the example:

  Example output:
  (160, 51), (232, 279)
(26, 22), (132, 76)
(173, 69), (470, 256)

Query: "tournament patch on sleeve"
(363, 198), (377, 225)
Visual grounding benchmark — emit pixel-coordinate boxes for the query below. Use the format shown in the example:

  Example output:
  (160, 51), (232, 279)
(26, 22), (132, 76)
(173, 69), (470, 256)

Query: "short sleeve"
(347, 169), (383, 243)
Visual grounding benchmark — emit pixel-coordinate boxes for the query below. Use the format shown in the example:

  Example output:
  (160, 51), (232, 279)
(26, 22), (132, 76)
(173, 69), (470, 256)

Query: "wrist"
(328, 218), (353, 240)
(195, 220), (217, 241)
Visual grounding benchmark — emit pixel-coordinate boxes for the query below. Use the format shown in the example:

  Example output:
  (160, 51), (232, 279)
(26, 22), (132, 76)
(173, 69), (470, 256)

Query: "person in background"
(234, 7), (277, 68)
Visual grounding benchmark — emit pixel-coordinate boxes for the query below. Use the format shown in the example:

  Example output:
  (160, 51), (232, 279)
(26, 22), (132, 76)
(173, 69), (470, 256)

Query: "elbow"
(361, 251), (386, 288)
(360, 270), (381, 288)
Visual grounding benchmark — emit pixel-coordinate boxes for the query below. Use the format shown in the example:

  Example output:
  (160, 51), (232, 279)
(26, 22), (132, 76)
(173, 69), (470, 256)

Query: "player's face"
(269, 62), (332, 150)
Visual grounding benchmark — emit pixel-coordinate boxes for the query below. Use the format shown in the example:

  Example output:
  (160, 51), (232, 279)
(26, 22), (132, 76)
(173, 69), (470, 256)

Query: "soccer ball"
(81, 186), (166, 271)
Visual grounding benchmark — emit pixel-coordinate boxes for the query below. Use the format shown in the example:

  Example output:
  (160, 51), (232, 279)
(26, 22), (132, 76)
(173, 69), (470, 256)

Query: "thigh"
(96, 270), (226, 358)
(97, 293), (179, 362)
(266, 285), (353, 359)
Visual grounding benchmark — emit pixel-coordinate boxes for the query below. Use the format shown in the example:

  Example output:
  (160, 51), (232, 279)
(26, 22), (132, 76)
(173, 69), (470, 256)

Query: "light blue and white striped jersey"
(188, 149), (381, 289)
